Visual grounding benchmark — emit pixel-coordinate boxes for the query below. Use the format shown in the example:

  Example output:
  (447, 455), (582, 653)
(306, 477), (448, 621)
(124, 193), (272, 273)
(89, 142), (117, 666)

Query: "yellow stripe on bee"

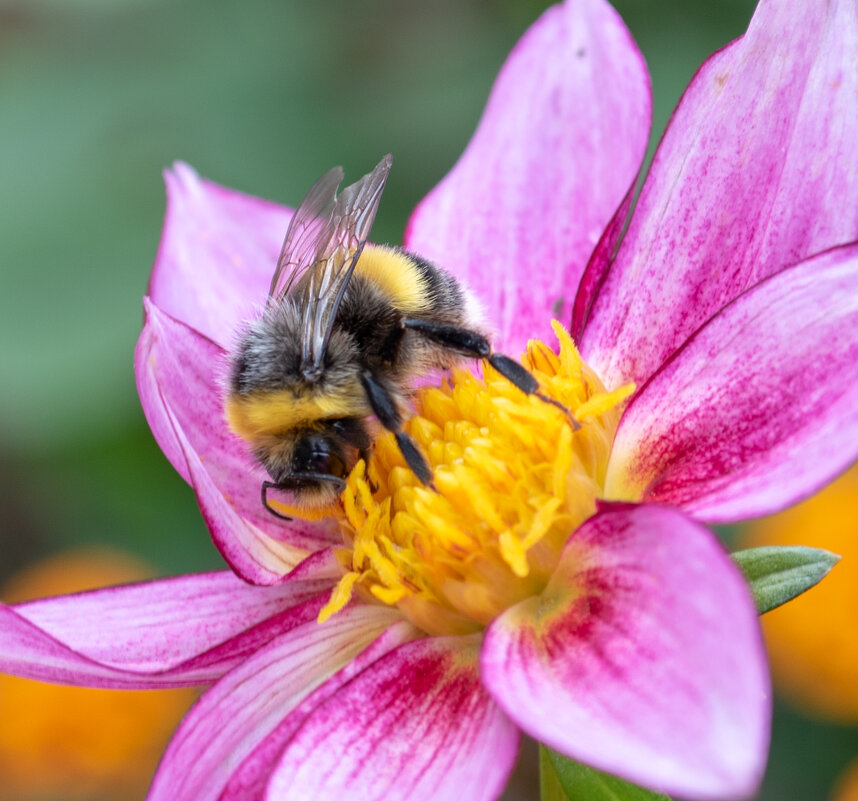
(225, 386), (365, 439)
(356, 245), (431, 314)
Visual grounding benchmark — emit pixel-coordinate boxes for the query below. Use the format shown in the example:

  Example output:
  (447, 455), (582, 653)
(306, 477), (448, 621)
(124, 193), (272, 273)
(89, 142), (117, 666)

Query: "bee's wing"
(292, 154), (393, 378)
(268, 165), (346, 301)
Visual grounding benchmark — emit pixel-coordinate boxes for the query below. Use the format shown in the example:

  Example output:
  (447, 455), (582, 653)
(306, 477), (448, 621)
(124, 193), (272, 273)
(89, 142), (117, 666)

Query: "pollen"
(318, 321), (634, 635)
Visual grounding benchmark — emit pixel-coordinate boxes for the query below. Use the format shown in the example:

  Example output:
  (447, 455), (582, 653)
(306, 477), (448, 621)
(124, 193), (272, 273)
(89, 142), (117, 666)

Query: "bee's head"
(227, 302), (372, 516)
(254, 418), (371, 511)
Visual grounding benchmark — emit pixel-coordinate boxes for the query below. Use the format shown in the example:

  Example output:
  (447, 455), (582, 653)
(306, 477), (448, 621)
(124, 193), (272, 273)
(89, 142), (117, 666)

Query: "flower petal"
(265, 636), (520, 801)
(146, 605), (410, 801)
(405, 0), (650, 354)
(581, 0), (858, 389)
(0, 562), (336, 688)
(570, 181), (636, 342)
(605, 243), (858, 522)
(481, 503), (769, 800)
(149, 163), (291, 349)
(218, 618), (420, 801)
(136, 298), (339, 584)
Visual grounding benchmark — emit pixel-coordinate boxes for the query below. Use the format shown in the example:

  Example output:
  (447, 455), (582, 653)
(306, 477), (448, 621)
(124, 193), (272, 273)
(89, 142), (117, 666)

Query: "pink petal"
(482, 503), (769, 800)
(219, 619), (421, 801)
(266, 636), (520, 801)
(580, 0), (858, 390)
(404, 0), (650, 354)
(0, 562), (337, 688)
(146, 605), (409, 801)
(149, 163), (292, 349)
(605, 243), (858, 523)
(570, 181), (636, 341)
(136, 298), (339, 584)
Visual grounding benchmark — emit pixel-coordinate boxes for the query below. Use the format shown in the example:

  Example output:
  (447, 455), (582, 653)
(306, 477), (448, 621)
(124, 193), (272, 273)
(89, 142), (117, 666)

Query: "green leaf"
(540, 745), (571, 801)
(542, 746), (670, 801)
(732, 545), (840, 615)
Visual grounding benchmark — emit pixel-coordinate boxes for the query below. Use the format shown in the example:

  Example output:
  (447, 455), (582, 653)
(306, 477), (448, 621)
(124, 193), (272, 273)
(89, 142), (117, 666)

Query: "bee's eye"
(294, 435), (345, 478)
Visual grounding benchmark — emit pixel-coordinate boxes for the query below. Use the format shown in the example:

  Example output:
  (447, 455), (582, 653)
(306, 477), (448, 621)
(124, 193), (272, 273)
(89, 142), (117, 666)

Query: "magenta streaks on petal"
(149, 163), (292, 350)
(582, 0), (858, 389)
(135, 300), (196, 485)
(571, 180), (636, 340)
(405, 0), (650, 354)
(147, 605), (406, 801)
(136, 299), (338, 584)
(481, 503), (769, 800)
(266, 636), (520, 801)
(218, 621), (420, 801)
(0, 569), (335, 688)
(606, 243), (858, 523)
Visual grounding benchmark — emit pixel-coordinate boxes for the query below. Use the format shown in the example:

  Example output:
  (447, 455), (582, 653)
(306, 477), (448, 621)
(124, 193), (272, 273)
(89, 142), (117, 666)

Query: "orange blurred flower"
(0, 549), (198, 801)
(833, 759), (858, 801)
(739, 465), (858, 723)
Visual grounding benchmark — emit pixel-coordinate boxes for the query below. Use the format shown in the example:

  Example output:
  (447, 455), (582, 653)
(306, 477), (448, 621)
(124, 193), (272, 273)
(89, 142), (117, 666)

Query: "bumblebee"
(226, 155), (563, 517)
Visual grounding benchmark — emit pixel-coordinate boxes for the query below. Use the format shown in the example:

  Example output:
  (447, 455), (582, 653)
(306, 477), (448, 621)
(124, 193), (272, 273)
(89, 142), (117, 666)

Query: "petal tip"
(164, 161), (202, 195)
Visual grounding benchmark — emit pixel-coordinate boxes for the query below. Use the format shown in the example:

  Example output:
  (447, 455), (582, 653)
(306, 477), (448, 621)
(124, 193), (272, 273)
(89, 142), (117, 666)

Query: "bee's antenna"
(261, 475), (348, 520)
(261, 481), (293, 521)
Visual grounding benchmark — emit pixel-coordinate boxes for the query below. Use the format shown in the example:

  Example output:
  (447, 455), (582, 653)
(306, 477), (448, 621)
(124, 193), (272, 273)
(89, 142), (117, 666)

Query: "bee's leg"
(402, 318), (580, 429)
(402, 319), (527, 386)
(360, 370), (434, 487)
(359, 448), (379, 493)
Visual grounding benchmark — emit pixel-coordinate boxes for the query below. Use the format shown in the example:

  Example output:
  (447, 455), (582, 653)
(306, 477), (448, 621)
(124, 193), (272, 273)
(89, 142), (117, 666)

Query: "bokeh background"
(1, 0), (856, 799)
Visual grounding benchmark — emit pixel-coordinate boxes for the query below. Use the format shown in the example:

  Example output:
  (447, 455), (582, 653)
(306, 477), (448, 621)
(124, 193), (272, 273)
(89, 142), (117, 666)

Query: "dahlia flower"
(2, 0), (857, 799)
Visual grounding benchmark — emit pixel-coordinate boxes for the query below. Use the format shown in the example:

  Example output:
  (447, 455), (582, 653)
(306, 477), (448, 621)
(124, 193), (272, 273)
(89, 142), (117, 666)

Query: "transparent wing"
(268, 165), (345, 300)
(291, 154), (393, 379)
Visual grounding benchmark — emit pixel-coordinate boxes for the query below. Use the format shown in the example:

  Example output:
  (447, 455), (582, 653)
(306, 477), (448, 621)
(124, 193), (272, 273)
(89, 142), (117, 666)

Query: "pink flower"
(3, 0), (858, 799)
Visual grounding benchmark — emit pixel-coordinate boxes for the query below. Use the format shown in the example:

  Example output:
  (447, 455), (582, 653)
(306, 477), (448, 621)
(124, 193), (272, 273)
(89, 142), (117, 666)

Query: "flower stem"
(539, 744), (570, 801)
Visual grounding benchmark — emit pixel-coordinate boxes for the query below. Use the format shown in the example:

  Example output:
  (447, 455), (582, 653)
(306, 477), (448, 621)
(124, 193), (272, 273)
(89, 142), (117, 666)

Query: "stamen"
(317, 322), (634, 634)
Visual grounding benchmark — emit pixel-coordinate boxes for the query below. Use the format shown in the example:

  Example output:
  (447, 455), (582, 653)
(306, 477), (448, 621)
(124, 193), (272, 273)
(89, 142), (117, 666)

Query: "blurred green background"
(1, 0), (855, 799)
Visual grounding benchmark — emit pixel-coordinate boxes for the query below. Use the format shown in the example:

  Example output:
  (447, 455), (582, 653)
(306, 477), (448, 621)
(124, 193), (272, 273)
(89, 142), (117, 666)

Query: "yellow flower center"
(319, 321), (634, 635)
